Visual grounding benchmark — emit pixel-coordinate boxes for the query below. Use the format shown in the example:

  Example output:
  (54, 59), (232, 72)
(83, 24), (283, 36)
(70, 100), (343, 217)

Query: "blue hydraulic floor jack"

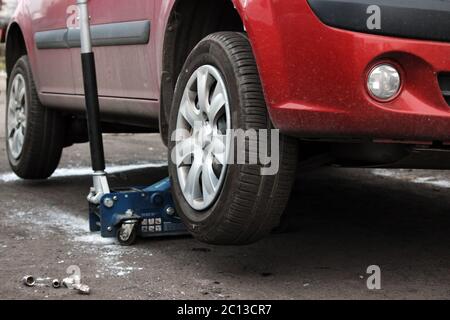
(76, 0), (187, 245)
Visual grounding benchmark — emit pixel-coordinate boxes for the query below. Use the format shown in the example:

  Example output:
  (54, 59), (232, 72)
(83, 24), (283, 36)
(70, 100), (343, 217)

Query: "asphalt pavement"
(0, 75), (449, 300)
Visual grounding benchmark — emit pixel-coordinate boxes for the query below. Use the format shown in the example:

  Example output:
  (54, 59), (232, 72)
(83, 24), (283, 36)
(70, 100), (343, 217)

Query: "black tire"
(6, 56), (65, 179)
(168, 32), (298, 245)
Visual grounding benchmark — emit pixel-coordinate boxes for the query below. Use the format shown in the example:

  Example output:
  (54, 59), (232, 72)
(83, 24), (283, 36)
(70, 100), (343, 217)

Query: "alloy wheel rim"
(175, 65), (231, 211)
(7, 74), (27, 160)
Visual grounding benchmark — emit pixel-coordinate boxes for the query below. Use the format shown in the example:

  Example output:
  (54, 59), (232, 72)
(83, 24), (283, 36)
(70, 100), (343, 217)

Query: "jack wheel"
(117, 222), (138, 246)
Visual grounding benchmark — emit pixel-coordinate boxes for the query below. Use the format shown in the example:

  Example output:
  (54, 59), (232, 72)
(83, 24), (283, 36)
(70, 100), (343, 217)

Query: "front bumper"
(307, 0), (450, 43)
(246, 1), (450, 142)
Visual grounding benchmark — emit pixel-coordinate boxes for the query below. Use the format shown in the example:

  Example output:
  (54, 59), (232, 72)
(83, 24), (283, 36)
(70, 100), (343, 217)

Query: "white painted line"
(372, 169), (450, 189)
(0, 162), (167, 183)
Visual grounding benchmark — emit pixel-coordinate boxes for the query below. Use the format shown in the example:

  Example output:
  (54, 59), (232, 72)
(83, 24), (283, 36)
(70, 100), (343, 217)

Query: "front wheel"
(6, 56), (65, 179)
(168, 32), (298, 245)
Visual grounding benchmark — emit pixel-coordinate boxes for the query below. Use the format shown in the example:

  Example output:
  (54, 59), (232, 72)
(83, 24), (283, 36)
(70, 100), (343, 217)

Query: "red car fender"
(5, 0), (39, 87)
(231, 0), (295, 123)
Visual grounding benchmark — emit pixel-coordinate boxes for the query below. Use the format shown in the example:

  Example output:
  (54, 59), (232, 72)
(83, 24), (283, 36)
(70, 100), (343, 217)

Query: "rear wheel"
(6, 56), (65, 179)
(168, 32), (298, 245)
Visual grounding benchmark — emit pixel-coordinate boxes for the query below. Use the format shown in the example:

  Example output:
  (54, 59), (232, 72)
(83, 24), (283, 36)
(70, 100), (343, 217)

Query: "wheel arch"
(159, 0), (246, 146)
(5, 22), (28, 84)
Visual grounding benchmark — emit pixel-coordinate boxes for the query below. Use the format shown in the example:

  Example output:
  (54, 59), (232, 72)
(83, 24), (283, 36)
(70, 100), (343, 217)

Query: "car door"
(71, 0), (158, 100)
(29, 0), (75, 94)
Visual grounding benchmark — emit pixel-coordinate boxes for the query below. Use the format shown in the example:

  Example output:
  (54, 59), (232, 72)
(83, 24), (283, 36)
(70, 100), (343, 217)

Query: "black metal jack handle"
(77, 0), (105, 172)
(77, 0), (110, 201)
(81, 52), (105, 172)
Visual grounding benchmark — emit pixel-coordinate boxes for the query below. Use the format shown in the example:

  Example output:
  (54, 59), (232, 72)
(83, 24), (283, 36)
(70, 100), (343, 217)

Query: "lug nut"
(22, 275), (36, 287)
(52, 279), (61, 289)
(75, 284), (91, 295)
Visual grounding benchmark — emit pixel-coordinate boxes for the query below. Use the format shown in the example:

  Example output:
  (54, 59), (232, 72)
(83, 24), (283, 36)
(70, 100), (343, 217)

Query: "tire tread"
(200, 32), (298, 244)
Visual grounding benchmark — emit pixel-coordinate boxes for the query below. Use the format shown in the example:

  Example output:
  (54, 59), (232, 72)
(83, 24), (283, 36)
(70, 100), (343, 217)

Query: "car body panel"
(233, 0), (450, 141)
(70, 0), (158, 99)
(6, 0), (450, 141)
(26, 0), (75, 94)
(307, 0), (450, 43)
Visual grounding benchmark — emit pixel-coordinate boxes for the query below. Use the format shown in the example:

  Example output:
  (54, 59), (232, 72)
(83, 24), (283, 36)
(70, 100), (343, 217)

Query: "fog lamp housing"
(367, 64), (402, 101)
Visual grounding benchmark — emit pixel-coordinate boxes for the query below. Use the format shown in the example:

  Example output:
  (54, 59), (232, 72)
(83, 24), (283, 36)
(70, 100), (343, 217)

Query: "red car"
(4, 0), (450, 244)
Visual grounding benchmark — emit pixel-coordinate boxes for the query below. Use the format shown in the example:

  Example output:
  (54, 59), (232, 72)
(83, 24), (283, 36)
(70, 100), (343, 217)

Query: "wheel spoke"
(12, 130), (20, 156)
(7, 128), (15, 142)
(202, 154), (219, 202)
(7, 107), (17, 132)
(21, 116), (27, 129)
(180, 95), (201, 128)
(18, 86), (26, 105)
(196, 69), (210, 113)
(15, 77), (25, 103)
(12, 77), (19, 101)
(210, 135), (227, 165)
(184, 156), (203, 202)
(208, 90), (225, 124)
(176, 137), (196, 167)
(17, 127), (25, 147)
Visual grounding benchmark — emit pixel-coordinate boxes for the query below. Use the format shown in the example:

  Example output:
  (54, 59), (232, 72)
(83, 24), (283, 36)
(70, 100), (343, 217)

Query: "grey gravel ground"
(0, 76), (449, 300)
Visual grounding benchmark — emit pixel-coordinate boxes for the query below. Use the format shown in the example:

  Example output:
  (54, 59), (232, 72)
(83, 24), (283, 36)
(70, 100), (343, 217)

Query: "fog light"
(367, 64), (401, 101)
